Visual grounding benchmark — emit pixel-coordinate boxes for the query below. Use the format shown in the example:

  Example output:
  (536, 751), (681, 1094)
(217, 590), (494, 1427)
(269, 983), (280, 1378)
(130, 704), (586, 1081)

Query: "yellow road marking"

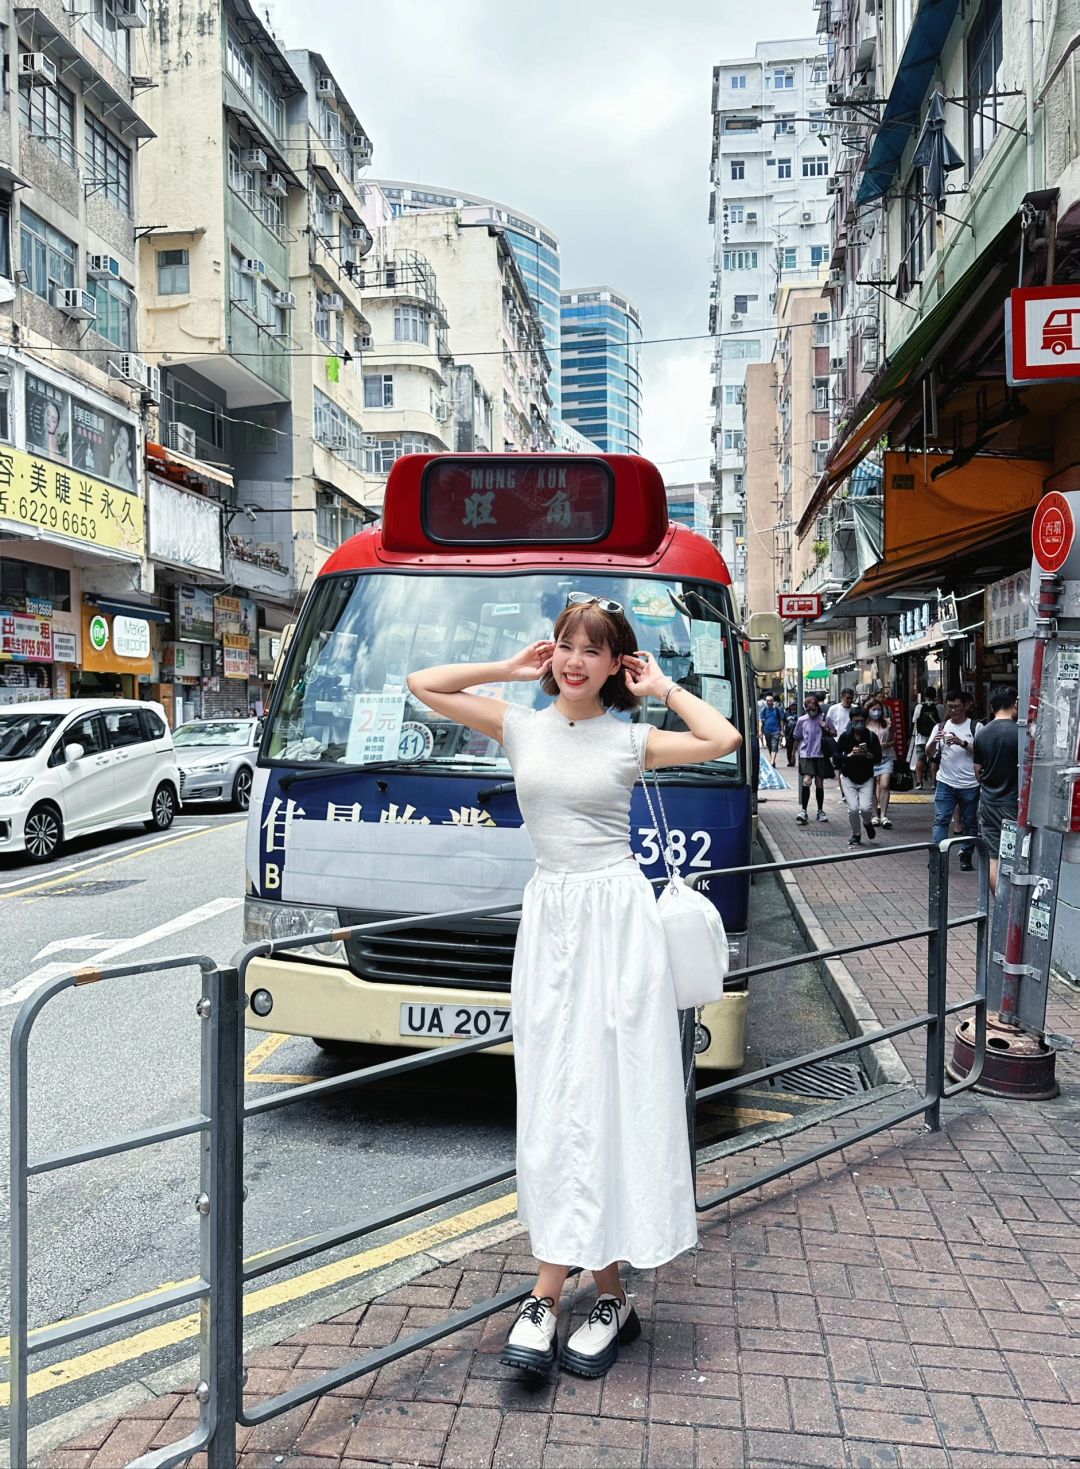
(704, 1104), (794, 1125)
(0, 1192), (519, 1406)
(247, 1072), (323, 1085)
(7, 822), (244, 901)
(244, 1031), (289, 1078)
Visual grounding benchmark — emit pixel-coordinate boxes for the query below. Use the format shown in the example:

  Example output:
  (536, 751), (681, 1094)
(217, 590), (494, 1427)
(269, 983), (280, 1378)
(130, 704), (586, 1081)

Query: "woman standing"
(407, 596), (741, 1380)
(866, 699), (895, 829)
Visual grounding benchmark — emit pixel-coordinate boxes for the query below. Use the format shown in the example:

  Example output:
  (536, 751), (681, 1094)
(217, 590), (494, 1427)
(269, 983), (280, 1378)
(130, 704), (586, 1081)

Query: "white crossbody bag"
(631, 726), (730, 1010)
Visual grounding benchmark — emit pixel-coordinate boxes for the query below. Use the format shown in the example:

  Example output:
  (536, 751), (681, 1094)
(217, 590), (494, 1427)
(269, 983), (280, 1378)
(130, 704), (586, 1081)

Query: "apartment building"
(559, 287), (642, 454)
(708, 37), (831, 609)
(0, 0), (157, 706)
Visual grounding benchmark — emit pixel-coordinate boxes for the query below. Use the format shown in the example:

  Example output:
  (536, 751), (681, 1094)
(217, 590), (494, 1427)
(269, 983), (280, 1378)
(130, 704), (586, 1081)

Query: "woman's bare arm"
(622, 653), (742, 770)
(406, 640), (554, 743)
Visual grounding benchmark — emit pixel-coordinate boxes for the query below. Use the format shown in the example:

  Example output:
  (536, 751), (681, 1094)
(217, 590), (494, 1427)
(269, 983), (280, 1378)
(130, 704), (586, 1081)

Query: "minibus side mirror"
(65, 742), (85, 766)
(747, 612), (785, 673)
(270, 623), (295, 684)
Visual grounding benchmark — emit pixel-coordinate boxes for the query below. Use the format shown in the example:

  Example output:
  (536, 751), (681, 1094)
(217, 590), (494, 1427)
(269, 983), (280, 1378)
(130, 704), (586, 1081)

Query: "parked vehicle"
(173, 718), (262, 810)
(0, 699), (180, 863)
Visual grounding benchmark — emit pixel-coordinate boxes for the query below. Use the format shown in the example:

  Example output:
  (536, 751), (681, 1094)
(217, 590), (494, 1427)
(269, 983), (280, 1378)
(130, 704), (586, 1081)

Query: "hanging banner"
(0, 614), (52, 662)
(177, 586), (216, 643)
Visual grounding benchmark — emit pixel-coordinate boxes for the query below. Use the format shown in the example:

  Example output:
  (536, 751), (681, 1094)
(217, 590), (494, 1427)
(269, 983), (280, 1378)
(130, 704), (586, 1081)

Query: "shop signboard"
(1032, 490), (1077, 574)
(1007, 286), (1080, 384)
(0, 444), (144, 559)
(113, 615), (151, 660)
(257, 629), (282, 673)
(162, 641), (204, 682)
(80, 606), (154, 675)
(778, 593), (823, 619)
(223, 633), (250, 680)
(984, 570), (1031, 647)
(24, 375), (138, 492)
(887, 599), (945, 656)
(0, 614), (52, 662)
(177, 586), (216, 643)
(213, 594), (257, 646)
(148, 477), (223, 574)
(52, 630), (78, 663)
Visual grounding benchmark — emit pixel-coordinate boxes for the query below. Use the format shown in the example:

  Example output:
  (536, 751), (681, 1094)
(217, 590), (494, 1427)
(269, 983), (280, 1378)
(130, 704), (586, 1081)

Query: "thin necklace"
(555, 702), (606, 728)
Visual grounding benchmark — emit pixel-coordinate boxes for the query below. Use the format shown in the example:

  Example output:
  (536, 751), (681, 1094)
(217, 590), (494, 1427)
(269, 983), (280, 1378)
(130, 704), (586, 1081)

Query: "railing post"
(9, 1004), (33, 1469)
(682, 1008), (697, 1186)
(200, 965), (245, 1467)
(924, 844), (950, 1130)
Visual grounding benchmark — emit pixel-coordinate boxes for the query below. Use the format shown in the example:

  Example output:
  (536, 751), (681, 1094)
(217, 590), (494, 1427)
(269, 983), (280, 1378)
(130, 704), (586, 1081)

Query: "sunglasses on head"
(565, 592), (624, 615)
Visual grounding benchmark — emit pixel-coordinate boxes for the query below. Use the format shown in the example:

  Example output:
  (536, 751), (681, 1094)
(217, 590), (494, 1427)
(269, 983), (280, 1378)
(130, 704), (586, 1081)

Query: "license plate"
(399, 1002), (511, 1040)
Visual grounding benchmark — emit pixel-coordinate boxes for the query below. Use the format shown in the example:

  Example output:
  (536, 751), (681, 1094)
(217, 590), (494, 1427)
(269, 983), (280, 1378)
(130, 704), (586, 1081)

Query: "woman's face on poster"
(45, 402), (60, 434)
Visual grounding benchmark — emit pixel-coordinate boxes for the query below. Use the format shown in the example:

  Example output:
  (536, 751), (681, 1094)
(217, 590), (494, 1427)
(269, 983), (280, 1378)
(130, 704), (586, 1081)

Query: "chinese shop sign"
(0, 445), (145, 558)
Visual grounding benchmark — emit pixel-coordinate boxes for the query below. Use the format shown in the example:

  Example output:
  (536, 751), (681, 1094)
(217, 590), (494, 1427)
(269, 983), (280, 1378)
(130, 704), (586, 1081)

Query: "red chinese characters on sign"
(778, 593), (823, 619)
(1032, 492), (1076, 573)
(0, 615), (53, 662)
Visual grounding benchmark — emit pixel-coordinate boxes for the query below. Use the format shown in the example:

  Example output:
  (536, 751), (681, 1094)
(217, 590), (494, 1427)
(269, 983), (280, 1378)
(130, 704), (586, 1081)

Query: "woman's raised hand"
(622, 650), (670, 700)
(503, 640), (554, 682)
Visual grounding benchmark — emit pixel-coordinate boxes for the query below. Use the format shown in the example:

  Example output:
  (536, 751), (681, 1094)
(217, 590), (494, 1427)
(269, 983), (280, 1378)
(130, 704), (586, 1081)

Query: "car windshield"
(0, 712), (63, 761)
(263, 572), (743, 779)
(173, 721), (256, 748)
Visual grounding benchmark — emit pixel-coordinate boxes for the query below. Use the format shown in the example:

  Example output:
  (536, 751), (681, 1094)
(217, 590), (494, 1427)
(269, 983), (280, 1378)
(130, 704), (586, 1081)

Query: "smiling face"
(550, 624), (622, 706)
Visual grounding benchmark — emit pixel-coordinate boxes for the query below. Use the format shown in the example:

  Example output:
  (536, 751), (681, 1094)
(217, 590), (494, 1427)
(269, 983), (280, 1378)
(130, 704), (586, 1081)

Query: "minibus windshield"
(263, 572), (743, 778)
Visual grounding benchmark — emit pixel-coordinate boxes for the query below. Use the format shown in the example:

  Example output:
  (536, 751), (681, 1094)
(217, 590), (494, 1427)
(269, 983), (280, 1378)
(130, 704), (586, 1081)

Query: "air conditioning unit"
(730, 312), (744, 326)
(862, 316), (879, 338)
(813, 310), (830, 322)
(801, 210), (814, 224)
(167, 421), (197, 456)
(358, 333), (373, 350)
(244, 147), (269, 172)
(353, 138), (373, 165)
(814, 439), (830, 454)
(114, 352), (148, 386)
(348, 224), (371, 246)
(116, 0), (148, 27)
(274, 289), (296, 310)
(265, 172), (288, 196)
(827, 268), (844, 287)
(317, 76), (335, 97)
(320, 292), (344, 313)
(434, 402), (451, 423)
(862, 341), (880, 371)
(830, 354), (847, 370)
(351, 131), (367, 150)
(53, 286), (96, 320)
(746, 211), (758, 225)
(86, 253), (120, 280)
(20, 52), (57, 86)
(826, 83), (845, 106)
(241, 257), (266, 277)
(825, 174), (840, 193)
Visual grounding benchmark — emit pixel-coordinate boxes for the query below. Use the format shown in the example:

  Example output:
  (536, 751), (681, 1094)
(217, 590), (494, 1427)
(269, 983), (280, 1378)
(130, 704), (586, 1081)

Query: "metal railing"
(8, 839), (988, 1469)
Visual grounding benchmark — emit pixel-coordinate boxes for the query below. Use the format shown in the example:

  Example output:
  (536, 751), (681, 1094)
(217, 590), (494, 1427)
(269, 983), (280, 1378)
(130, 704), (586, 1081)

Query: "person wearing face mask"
(866, 699), (895, 829)
(834, 705), (883, 847)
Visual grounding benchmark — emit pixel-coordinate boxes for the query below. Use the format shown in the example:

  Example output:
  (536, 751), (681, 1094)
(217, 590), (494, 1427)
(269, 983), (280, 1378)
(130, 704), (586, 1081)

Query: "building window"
(723, 384), (741, 405)
(314, 189), (335, 238)
(730, 159), (745, 181)
(967, 0), (1004, 171)
(810, 62), (828, 84)
(229, 248), (256, 310)
(771, 69), (795, 89)
(802, 157), (828, 177)
(814, 316), (830, 346)
(19, 73), (76, 167)
(810, 244), (828, 266)
(156, 248), (189, 294)
(814, 381), (830, 411)
(722, 338), (762, 361)
(394, 304), (429, 343)
(226, 26), (253, 95)
(901, 172), (930, 286)
(730, 74), (747, 89)
(723, 429), (745, 451)
(0, 198), (10, 280)
(733, 294), (753, 313)
(364, 373), (394, 408)
(782, 247), (797, 269)
(776, 158), (793, 179)
(84, 0), (130, 70)
(728, 203), (744, 223)
(19, 208), (76, 301)
(775, 115), (796, 136)
(256, 66), (285, 139)
(723, 250), (759, 270)
(92, 277), (135, 349)
(86, 114), (132, 214)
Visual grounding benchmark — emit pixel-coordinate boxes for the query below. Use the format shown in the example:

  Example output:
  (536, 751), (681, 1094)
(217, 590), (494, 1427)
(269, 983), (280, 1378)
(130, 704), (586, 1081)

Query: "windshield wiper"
(477, 780), (516, 805)
(279, 760), (406, 790)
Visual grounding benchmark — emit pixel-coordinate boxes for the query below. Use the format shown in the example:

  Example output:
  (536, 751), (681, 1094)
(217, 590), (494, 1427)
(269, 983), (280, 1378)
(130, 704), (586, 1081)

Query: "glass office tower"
(559, 287), (642, 454)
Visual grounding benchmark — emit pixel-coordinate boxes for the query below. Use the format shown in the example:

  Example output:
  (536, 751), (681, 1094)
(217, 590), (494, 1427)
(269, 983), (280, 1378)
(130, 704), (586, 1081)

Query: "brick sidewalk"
(43, 784), (1080, 1469)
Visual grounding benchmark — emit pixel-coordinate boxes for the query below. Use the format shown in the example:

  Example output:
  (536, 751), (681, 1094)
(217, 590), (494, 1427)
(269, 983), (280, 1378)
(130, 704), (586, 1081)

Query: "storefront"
(75, 602), (161, 698)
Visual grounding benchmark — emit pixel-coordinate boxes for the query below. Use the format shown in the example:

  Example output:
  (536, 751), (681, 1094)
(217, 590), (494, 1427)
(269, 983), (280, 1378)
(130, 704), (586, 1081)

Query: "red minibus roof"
(320, 453), (731, 584)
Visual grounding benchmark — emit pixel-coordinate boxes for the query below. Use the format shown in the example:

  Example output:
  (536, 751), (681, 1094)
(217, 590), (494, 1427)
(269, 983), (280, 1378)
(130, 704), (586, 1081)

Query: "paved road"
(0, 802), (849, 1435)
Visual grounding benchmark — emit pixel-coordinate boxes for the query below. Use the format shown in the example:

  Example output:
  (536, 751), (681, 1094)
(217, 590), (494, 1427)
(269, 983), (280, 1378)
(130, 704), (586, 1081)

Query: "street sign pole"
(777, 595), (820, 702)
(796, 618), (804, 703)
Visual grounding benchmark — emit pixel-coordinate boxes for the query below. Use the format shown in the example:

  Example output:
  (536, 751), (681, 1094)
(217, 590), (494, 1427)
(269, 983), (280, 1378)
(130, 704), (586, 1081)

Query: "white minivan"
(0, 699), (181, 863)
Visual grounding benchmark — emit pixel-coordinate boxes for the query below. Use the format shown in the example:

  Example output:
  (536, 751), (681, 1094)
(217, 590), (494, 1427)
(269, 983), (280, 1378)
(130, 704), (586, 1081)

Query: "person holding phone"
(926, 690), (982, 871)
(834, 705), (883, 847)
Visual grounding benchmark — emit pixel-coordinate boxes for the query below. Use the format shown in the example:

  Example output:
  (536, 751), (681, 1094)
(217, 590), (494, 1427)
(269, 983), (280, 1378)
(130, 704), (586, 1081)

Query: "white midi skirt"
(511, 856), (699, 1271)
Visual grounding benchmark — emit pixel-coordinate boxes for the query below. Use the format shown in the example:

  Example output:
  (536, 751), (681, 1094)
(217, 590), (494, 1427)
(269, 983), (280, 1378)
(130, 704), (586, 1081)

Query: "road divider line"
(0, 827), (212, 892)
(0, 1192), (518, 1407)
(3, 821), (243, 902)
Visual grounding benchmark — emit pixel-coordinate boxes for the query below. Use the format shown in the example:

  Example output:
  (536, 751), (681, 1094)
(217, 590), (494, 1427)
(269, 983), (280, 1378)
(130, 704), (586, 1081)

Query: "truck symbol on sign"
(1041, 309), (1080, 354)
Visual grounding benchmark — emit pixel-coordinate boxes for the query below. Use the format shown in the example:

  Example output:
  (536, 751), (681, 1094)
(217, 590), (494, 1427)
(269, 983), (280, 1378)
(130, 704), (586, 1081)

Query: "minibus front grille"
(338, 912), (519, 991)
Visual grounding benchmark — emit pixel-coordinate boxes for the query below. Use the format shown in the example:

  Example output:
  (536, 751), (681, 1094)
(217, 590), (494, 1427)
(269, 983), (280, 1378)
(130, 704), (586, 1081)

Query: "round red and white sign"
(1032, 492), (1076, 573)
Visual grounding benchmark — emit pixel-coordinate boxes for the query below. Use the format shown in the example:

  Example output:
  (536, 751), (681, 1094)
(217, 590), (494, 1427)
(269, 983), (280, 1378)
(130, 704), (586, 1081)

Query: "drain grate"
(766, 1059), (869, 1099)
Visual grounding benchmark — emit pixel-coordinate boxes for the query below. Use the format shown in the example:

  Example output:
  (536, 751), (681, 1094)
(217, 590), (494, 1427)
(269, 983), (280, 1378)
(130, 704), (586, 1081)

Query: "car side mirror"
(65, 742), (85, 765)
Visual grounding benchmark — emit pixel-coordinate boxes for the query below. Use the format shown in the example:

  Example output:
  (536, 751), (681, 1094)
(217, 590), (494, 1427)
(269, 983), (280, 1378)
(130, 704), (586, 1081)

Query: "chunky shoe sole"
(500, 1332), (558, 1376)
(560, 1307), (641, 1378)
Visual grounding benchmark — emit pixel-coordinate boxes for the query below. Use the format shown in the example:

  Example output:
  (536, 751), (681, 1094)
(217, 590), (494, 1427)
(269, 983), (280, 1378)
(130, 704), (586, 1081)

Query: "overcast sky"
(271, 0), (817, 483)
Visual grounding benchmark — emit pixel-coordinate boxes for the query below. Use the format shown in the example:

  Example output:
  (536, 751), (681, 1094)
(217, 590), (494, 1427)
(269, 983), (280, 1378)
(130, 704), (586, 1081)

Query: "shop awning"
(146, 441), (234, 490)
(856, 0), (962, 206)
(797, 398), (904, 536)
(89, 597), (171, 624)
(838, 451), (1049, 600)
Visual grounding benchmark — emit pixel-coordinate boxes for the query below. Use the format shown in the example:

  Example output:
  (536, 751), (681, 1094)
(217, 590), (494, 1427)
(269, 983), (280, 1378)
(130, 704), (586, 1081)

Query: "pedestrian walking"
(925, 690), (982, 871)
(866, 698), (895, 828)
(910, 687), (941, 789)
(760, 692), (783, 767)
(783, 699), (799, 766)
(974, 688), (1020, 893)
(826, 688), (855, 799)
(407, 595), (742, 1379)
(793, 692), (835, 825)
(834, 705), (883, 847)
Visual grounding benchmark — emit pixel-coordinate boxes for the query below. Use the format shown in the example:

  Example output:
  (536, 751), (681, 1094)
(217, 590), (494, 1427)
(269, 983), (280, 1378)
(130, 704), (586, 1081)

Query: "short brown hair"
(540, 601), (641, 712)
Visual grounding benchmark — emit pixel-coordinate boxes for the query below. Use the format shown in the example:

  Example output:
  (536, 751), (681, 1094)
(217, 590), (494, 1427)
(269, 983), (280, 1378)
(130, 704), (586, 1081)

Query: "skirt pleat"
(511, 858), (698, 1270)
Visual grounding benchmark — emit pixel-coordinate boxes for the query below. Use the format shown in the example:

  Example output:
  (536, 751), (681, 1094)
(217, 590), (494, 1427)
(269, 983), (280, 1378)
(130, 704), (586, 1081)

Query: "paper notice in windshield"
(700, 676), (733, 717)
(345, 693), (406, 764)
(691, 624), (726, 676)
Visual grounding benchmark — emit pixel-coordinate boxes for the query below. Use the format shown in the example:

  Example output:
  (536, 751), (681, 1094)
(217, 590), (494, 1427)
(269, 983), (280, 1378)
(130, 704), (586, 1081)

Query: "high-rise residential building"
(559, 288), (642, 454)
(372, 182), (562, 410)
(708, 38), (830, 609)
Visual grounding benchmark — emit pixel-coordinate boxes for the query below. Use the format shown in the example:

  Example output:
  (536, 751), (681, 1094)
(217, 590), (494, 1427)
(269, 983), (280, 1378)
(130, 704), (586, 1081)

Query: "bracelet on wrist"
(663, 682), (678, 708)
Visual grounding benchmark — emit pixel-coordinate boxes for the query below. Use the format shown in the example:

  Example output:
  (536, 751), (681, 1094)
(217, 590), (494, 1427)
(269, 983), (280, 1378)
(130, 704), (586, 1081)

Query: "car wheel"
(145, 783), (177, 831)
(232, 766), (253, 811)
(25, 803), (63, 863)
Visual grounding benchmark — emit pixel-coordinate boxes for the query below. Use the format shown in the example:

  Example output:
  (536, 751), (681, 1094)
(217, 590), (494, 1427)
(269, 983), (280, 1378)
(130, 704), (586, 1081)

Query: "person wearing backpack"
(925, 690), (982, 872)
(911, 686), (941, 789)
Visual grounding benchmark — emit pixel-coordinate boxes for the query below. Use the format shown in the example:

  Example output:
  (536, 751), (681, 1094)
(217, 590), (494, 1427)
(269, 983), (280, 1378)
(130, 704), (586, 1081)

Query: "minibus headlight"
(243, 898), (345, 961)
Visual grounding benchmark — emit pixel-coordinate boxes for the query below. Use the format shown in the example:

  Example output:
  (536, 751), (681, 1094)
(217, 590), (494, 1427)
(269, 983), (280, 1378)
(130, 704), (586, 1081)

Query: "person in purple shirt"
(794, 692), (837, 825)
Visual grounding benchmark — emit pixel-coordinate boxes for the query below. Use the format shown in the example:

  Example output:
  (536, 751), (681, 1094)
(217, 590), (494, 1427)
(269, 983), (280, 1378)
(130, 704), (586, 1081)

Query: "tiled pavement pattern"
(45, 787), (1080, 1468)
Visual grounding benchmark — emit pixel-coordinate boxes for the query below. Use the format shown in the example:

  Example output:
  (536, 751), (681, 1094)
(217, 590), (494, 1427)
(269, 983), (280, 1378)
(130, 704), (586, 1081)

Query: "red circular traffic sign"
(1032, 492), (1076, 573)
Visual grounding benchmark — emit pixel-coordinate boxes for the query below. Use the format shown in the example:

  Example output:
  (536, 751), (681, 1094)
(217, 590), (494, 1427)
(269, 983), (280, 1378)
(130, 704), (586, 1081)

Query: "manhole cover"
(766, 1059), (869, 1099)
(44, 879), (144, 897)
